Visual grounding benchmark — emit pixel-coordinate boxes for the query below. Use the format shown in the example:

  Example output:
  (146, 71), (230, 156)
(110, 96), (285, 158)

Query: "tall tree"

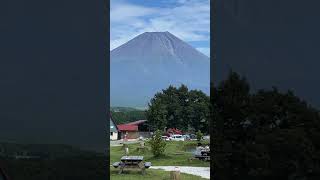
(213, 71), (320, 180)
(146, 84), (210, 133)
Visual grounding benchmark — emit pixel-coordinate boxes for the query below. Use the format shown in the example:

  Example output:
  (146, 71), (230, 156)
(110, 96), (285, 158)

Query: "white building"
(110, 116), (119, 140)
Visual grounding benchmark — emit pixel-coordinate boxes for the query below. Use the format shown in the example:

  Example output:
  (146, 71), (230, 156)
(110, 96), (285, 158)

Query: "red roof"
(117, 124), (138, 131)
(126, 120), (147, 125)
(167, 128), (182, 134)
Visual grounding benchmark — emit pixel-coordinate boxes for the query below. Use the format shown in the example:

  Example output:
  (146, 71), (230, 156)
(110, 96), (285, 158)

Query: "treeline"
(110, 109), (146, 124)
(146, 85), (210, 133)
(213, 71), (320, 180)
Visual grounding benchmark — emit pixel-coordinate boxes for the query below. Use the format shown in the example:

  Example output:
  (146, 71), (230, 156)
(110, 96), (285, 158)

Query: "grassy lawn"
(110, 168), (207, 180)
(110, 140), (210, 167)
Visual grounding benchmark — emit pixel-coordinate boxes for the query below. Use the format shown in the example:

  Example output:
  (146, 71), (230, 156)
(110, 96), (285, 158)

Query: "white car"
(170, 134), (185, 141)
(182, 134), (190, 140)
(161, 136), (170, 141)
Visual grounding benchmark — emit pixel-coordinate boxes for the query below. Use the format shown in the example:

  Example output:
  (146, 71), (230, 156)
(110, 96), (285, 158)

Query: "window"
(110, 132), (113, 136)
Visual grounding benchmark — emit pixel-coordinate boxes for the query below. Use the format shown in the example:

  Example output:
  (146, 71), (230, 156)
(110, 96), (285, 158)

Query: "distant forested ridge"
(110, 107), (146, 124)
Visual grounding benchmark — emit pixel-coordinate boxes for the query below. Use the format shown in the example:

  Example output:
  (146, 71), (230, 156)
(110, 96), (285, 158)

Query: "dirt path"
(110, 140), (139, 146)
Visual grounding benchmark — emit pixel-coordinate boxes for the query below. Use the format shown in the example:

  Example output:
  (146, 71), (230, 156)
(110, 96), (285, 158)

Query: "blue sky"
(110, 0), (210, 57)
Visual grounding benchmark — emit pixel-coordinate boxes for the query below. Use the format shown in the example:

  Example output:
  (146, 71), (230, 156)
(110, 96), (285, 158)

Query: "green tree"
(213, 71), (320, 180)
(146, 84), (210, 133)
(196, 130), (203, 142)
(147, 130), (166, 157)
(187, 90), (211, 133)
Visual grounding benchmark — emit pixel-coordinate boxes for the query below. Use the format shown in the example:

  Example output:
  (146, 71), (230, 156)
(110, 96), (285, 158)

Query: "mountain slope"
(111, 31), (210, 107)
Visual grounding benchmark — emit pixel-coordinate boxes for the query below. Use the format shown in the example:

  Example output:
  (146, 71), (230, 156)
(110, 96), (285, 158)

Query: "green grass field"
(110, 168), (207, 180)
(110, 140), (210, 167)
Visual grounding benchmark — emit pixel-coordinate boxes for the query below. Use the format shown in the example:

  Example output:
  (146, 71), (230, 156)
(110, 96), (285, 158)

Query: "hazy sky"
(110, 0), (210, 57)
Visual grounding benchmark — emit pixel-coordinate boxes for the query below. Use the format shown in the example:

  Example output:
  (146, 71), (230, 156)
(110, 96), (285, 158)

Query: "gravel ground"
(110, 140), (140, 146)
(150, 166), (210, 179)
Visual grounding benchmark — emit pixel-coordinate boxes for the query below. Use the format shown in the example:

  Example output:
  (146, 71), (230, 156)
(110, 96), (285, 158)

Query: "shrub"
(196, 130), (203, 142)
(148, 130), (166, 157)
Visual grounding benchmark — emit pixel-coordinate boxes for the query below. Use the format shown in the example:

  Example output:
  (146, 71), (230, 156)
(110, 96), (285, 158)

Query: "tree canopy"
(146, 85), (210, 134)
(213, 71), (320, 180)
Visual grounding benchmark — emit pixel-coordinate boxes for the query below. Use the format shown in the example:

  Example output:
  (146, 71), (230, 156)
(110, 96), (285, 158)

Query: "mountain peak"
(110, 31), (210, 107)
(111, 32), (209, 65)
(137, 31), (174, 40)
(142, 31), (171, 34)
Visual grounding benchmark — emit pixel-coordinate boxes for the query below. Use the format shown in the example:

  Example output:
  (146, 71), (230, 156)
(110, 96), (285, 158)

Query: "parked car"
(182, 134), (190, 140)
(161, 136), (170, 141)
(170, 134), (185, 141)
(189, 134), (197, 141)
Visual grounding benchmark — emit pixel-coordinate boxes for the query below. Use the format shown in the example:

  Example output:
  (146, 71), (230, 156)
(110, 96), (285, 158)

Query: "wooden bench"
(115, 156), (149, 175)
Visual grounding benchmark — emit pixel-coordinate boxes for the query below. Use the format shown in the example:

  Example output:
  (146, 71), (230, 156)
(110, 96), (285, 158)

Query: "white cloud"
(110, 1), (158, 23)
(110, 0), (210, 50)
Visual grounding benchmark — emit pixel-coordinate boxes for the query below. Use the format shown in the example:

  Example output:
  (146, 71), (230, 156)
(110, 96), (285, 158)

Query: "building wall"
(110, 131), (118, 140)
(121, 131), (139, 139)
(127, 131), (138, 139)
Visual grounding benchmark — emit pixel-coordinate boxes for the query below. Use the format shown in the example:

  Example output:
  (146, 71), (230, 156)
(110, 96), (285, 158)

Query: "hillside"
(110, 107), (146, 124)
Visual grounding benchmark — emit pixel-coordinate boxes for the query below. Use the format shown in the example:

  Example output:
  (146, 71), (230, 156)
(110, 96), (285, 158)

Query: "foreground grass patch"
(110, 168), (207, 180)
(110, 141), (210, 167)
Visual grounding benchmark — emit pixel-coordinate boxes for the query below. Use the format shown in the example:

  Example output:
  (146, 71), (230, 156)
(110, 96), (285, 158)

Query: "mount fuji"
(111, 31), (210, 108)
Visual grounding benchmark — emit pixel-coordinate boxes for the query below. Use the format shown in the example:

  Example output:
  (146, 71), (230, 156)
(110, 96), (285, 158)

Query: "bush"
(148, 130), (166, 157)
(196, 130), (203, 142)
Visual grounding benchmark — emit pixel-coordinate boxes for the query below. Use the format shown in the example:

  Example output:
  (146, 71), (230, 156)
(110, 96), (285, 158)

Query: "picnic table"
(194, 148), (210, 161)
(112, 156), (152, 175)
